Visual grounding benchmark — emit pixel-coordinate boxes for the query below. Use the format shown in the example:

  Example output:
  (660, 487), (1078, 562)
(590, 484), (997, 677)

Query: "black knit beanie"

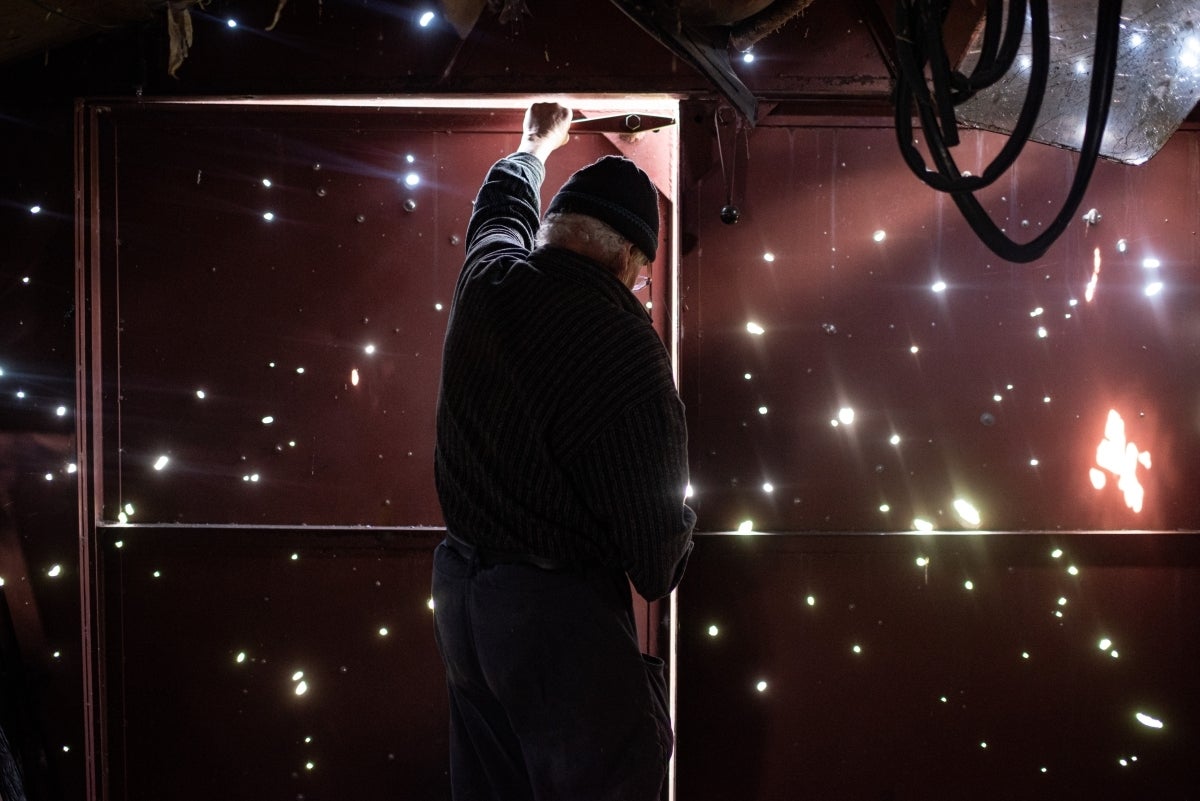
(546, 156), (659, 261)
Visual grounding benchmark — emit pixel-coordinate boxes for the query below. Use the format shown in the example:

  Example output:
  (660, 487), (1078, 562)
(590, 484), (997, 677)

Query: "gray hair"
(536, 212), (651, 273)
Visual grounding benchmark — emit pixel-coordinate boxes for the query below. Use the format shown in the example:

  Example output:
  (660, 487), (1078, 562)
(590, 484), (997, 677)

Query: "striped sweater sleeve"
(565, 389), (697, 601)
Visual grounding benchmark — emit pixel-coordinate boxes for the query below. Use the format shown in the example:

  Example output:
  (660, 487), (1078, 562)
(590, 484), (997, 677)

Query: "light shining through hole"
(418, 10), (436, 26)
(1135, 712), (1163, 729)
(708, 625), (719, 637)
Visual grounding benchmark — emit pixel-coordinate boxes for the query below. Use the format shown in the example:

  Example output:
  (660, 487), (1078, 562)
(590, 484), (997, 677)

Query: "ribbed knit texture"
(434, 152), (695, 600)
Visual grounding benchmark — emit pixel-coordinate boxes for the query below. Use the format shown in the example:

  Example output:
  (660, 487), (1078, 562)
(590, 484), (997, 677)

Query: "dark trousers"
(431, 539), (672, 801)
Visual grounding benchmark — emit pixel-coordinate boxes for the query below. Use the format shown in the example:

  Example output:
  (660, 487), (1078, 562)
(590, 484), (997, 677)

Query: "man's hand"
(517, 102), (572, 163)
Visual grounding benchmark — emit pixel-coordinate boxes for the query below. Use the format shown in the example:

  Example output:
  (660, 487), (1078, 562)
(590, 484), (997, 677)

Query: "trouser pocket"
(641, 653), (673, 760)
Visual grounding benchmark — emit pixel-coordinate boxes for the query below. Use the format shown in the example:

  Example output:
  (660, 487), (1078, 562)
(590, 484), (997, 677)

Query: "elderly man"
(431, 101), (696, 800)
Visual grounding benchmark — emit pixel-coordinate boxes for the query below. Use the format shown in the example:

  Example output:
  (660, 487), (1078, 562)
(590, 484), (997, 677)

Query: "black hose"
(892, 0), (1124, 263)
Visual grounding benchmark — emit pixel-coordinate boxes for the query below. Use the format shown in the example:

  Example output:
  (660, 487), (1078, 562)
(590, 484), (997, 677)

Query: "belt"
(445, 532), (574, 572)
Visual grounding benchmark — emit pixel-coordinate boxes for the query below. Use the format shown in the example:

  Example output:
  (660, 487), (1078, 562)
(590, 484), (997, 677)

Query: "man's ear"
(619, 242), (640, 289)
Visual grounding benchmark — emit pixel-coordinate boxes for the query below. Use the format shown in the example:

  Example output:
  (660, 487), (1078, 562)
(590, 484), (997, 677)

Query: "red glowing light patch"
(1089, 409), (1151, 513)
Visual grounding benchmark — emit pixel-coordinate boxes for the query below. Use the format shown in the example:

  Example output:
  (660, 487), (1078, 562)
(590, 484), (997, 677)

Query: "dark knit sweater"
(434, 152), (695, 601)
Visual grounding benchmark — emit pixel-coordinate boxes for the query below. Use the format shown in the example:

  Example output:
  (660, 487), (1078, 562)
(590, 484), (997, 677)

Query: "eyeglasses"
(632, 274), (651, 292)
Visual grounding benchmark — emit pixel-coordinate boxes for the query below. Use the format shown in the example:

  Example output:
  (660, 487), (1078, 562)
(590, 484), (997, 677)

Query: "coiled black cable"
(893, 0), (1124, 263)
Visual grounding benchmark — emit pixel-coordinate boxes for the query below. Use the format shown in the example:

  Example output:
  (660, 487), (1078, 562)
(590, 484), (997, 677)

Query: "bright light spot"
(806, 595), (816, 606)
(1030, 307), (1044, 317)
(912, 518), (934, 532)
(124, 502), (135, 516)
(852, 644), (863, 654)
(1092, 409), (1151, 513)
(743, 373), (752, 380)
(1086, 247), (1102, 302)
(931, 280), (947, 293)
(889, 434), (901, 445)
(418, 10), (436, 26)
(1020, 55), (1033, 68)
(305, 761), (315, 771)
(1037, 326), (1048, 339)
(915, 556), (929, 567)
(54, 405), (67, 417)
(196, 389), (206, 399)
(1068, 565), (1079, 576)
(879, 503), (891, 513)
(1051, 548), (1063, 559)
(1144, 281), (1164, 297)
(364, 343), (377, 355)
(66, 463), (77, 474)
(30, 205), (41, 214)
(1057, 596), (1068, 606)
(435, 302), (444, 311)
(737, 520), (754, 534)
(758, 406), (768, 415)
(261, 178), (272, 187)
(964, 580), (974, 590)
(296, 367), (305, 374)
(685, 484), (694, 498)
(1053, 610), (1063, 618)
(980, 741), (989, 749)
(939, 696), (948, 703)
(1075, 60), (1088, 74)
(1099, 638), (1113, 650)
(1022, 651), (1030, 659)
(1030, 458), (1040, 467)
(114, 540), (124, 549)
(1119, 758), (1129, 767)
(292, 670), (304, 681)
(405, 154), (415, 163)
(1111, 650), (1120, 658)
(236, 652), (246, 663)
(1182, 50), (1199, 69)
(1130, 32), (1144, 47)
(404, 172), (420, 188)
(837, 407), (855, 425)
(152, 570), (162, 578)
(762, 252), (775, 262)
(351, 368), (360, 386)
(708, 625), (719, 637)
(1142, 257), (1161, 269)
(378, 627), (389, 637)
(762, 482), (774, 493)
(910, 345), (919, 354)
(261, 415), (274, 425)
(873, 230), (886, 243)
(47, 564), (62, 578)
(117, 512), (128, 524)
(755, 679), (767, 692)
(262, 211), (275, 221)
(44, 473), (53, 481)
(226, 18), (238, 28)
(153, 455), (169, 471)
(743, 52), (755, 63)
(952, 498), (981, 527)
(746, 322), (765, 336)
(290, 553), (299, 561)
(427, 597), (435, 611)
(993, 394), (1003, 402)
(1135, 712), (1164, 729)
